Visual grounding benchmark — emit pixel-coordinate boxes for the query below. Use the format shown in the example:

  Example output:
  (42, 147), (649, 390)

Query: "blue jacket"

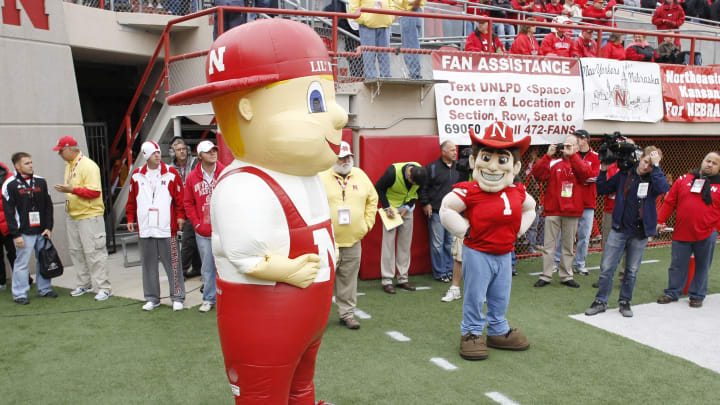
(597, 164), (669, 238)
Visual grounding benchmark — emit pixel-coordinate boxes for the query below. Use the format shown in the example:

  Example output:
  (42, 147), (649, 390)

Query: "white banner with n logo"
(580, 58), (663, 122)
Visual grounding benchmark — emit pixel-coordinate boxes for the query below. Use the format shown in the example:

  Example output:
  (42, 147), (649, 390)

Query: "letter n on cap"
(209, 46), (227, 75)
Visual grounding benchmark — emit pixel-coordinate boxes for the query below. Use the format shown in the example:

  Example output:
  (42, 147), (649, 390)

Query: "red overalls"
(215, 166), (335, 405)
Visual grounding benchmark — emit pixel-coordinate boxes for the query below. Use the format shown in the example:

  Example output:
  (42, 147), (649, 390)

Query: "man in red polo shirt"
(656, 152), (720, 308)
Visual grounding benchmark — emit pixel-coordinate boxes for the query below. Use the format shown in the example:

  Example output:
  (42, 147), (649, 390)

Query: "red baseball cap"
(53, 136), (78, 151)
(469, 122), (531, 155)
(168, 19), (333, 106)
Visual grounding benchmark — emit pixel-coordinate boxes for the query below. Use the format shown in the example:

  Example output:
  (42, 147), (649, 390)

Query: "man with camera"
(656, 152), (720, 309)
(585, 146), (669, 317)
(169, 136), (201, 278)
(552, 130), (600, 276)
(532, 134), (593, 288)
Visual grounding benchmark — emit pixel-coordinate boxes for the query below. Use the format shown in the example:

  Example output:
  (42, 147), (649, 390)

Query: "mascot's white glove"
(245, 254), (321, 288)
(439, 192), (469, 239)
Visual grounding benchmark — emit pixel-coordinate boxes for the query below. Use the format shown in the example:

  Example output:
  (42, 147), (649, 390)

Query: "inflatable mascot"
(439, 122), (536, 360)
(168, 19), (348, 404)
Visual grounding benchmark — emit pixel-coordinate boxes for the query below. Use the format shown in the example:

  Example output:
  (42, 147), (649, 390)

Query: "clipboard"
(378, 206), (404, 231)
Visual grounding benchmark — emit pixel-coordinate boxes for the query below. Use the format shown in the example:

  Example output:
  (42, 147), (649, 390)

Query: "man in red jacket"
(126, 141), (186, 311)
(582, 0), (616, 27)
(184, 140), (226, 313)
(572, 29), (599, 57)
(652, 0), (685, 47)
(540, 16), (574, 57)
(656, 152), (720, 308)
(0, 162), (16, 290)
(465, 20), (505, 53)
(531, 134), (593, 288)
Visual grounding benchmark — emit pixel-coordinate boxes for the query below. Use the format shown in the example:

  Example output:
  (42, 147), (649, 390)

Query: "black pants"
(181, 221), (201, 277)
(0, 232), (17, 285)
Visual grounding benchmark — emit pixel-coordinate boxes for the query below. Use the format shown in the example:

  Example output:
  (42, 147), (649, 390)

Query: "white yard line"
(528, 259), (660, 276)
(415, 286), (432, 290)
(385, 331), (411, 342)
(430, 357), (457, 370)
(355, 309), (372, 319)
(485, 391), (520, 405)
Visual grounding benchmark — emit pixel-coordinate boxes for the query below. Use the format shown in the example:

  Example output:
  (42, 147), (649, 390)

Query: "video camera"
(597, 131), (641, 171)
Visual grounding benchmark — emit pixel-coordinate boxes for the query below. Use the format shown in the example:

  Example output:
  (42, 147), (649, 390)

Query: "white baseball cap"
(338, 141), (353, 158)
(141, 141), (161, 159)
(196, 140), (218, 154)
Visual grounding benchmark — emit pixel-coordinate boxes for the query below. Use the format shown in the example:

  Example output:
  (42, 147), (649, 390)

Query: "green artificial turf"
(2, 245), (720, 404)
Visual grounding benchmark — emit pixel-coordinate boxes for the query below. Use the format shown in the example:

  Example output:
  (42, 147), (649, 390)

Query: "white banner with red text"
(580, 58), (663, 122)
(661, 65), (720, 122)
(432, 52), (584, 146)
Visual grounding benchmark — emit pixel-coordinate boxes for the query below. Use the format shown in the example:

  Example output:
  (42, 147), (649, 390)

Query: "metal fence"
(84, 122), (117, 254)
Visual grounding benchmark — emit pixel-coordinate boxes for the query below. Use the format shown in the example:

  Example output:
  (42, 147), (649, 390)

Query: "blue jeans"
(554, 208), (594, 269)
(664, 231), (717, 301)
(400, 10), (422, 79)
(12, 234), (52, 299)
(461, 246), (512, 336)
(359, 25), (391, 79)
(493, 23), (515, 51)
(595, 229), (648, 304)
(196, 234), (216, 304)
(428, 212), (453, 279)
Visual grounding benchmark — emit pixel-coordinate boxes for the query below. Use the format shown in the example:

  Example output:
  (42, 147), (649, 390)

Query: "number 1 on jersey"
(500, 192), (512, 215)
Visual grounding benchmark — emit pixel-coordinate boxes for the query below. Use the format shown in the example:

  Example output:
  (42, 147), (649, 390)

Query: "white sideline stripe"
(528, 259), (660, 276)
(332, 296), (336, 303)
(415, 286), (432, 290)
(430, 357), (457, 370)
(355, 309), (372, 319)
(485, 391), (520, 405)
(358, 292), (366, 296)
(386, 331), (411, 341)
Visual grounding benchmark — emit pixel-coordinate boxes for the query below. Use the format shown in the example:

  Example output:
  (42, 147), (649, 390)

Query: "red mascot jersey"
(453, 181), (526, 255)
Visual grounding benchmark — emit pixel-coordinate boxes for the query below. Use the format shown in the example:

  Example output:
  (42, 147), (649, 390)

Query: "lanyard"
(66, 154), (84, 184)
(335, 174), (351, 202)
(16, 174), (37, 210)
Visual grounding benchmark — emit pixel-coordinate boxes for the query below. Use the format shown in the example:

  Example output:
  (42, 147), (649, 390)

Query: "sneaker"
(552, 266), (558, 273)
(573, 266), (589, 276)
(618, 300), (633, 317)
(173, 301), (184, 311)
(656, 295), (678, 304)
(585, 300), (606, 316)
(70, 287), (93, 297)
(142, 301), (160, 311)
(440, 275), (451, 283)
(561, 279), (581, 288)
(339, 317), (360, 330)
(39, 290), (58, 298)
(459, 332), (488, 360)
(198, 301), (213, 313)
(14, 297), (29, 305)
(512, 267), (518, 276)
(441, 286), (462, 302)
(94, 290), (113, 301)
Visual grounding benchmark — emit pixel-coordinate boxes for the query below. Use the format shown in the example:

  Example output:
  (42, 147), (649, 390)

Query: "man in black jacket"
(1, 152), (55, 304)
(420, 141), (459, 282)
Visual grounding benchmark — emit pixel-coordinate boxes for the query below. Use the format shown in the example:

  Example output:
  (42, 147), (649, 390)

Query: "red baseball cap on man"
(53, 136), (78, 151)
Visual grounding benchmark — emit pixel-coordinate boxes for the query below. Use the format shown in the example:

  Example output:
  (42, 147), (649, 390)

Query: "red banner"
(661, 65), (720, 122)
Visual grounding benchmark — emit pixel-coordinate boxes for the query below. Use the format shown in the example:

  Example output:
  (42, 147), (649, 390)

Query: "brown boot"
(459, 332), (488, 360)
(487, 328), (530, 351)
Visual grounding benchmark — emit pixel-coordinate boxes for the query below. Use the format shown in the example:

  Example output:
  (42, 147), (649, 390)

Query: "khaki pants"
(381, 209), (414, 285)
(335, 241), (361, 320)
(67, 215), (111, 292)
(541, 215), (579, 282)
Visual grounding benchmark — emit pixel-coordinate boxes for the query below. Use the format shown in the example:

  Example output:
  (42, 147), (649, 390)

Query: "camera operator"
(656, 152), (720, 309)
(531, 134), (594, 289)
(585, 146), (669, 318)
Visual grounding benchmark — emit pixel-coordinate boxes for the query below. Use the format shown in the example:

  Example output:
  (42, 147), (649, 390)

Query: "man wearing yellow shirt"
(53, 136), (113, 301)
(394, 0), (425, 79)
(348, 0), (395, 78)
(320, 142), (378, 329)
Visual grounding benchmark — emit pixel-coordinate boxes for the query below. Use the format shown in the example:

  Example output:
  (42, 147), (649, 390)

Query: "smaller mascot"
(440, 122), (536, 360)
(168, 19), (348, 404)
